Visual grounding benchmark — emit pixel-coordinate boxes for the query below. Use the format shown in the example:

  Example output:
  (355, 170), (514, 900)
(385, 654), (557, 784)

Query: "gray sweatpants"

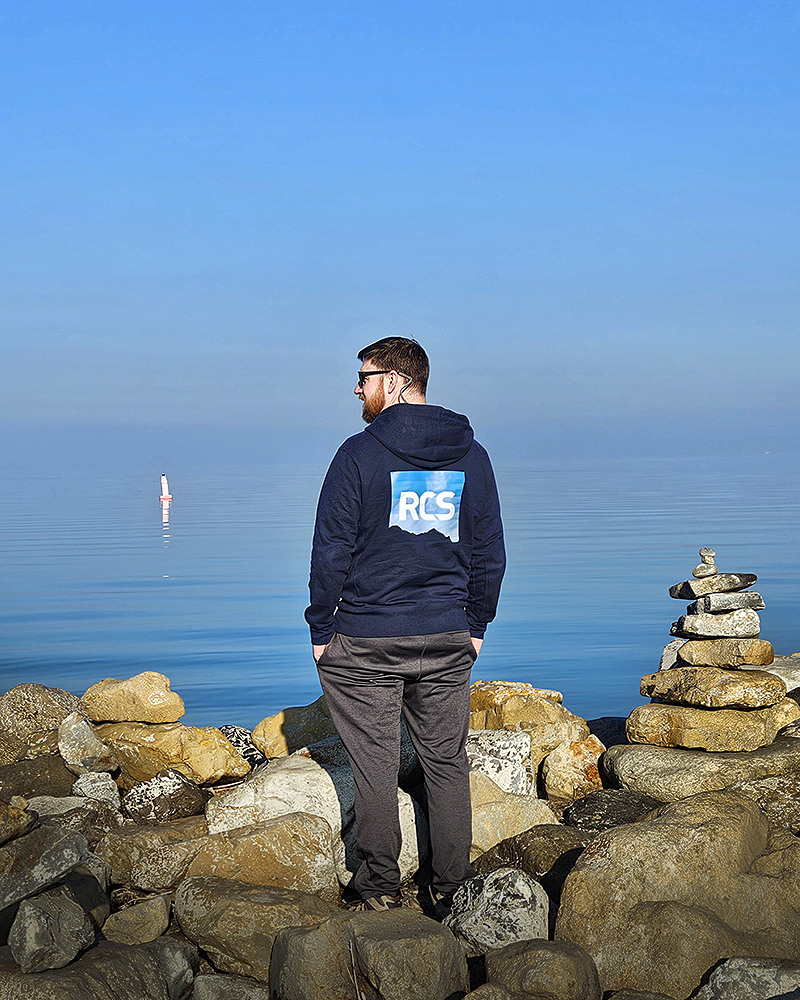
(316, 629), (477, 898)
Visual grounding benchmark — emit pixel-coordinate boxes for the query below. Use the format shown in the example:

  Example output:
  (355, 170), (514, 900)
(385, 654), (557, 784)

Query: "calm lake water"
(1, 452), (798, 730)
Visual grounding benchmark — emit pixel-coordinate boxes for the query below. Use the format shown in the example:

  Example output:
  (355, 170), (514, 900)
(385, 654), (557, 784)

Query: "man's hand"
(471, 637), (483, 655)
(313, 644), (328, 663)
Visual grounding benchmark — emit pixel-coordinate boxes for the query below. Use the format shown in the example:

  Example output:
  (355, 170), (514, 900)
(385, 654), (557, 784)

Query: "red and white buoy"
(159, 474), (173, 501)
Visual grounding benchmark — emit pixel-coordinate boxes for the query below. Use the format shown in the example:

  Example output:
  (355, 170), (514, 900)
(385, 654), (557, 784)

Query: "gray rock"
(0, 754), (76, 800)
(142, 936), (200, 1000)
(692, 547), (718, 579)
(58, 711), (118, 775)
(123, 770), (209, 824)
(727, 771), (800, 834)
(563, 789), (664, 837)
(485, 939), (600, 1000)
(766, 653), (800, 694)
(602, 735), (800, 802)
(73, 770), (122, 810)
(0, 826), (88, 909)
(84, 851), (112, 891)
(0, 684), (83, 742)
(671, 609), (760, 639)
(174, 876), (337, 981)
(444, 868), (549, 957)
(8, 883), (96, 972)
(669, 573), (757, 600)
(59, 863), (111, 926)
(270, 908), (468, 1000)
(0, 939), (176, 999)
(692, 956), (800, 999)
(35, 794), (124, 849)
(688, 591), (765, 613)
(659, 639), (686, 671)
(555, 789), (800, 998)
(193, 973), (270, 999)
(0, 799), (37, 848)
(102, 894), (171, 944)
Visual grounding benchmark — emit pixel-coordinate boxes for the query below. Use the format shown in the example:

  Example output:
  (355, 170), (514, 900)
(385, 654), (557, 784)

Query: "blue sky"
(2, 1), (798, 461)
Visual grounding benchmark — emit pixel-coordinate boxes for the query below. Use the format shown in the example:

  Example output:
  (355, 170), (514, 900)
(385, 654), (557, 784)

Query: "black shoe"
(429, 887), (454, 921)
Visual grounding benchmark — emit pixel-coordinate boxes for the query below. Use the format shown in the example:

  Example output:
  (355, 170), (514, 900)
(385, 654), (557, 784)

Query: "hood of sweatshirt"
(364, 404), (474, 468)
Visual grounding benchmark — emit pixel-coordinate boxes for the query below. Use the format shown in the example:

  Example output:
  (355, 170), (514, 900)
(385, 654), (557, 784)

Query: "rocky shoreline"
(2, 555), (800, 999)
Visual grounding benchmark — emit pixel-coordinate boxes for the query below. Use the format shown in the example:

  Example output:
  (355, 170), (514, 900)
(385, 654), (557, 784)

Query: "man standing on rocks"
(306, 337), (505, 914)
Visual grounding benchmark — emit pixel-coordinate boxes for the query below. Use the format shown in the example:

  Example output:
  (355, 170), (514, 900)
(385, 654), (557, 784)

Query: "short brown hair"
(358, 337), (429, 396)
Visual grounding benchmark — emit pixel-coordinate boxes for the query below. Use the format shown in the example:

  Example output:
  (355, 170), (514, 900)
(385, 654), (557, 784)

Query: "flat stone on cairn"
(625, 548), (797, 753)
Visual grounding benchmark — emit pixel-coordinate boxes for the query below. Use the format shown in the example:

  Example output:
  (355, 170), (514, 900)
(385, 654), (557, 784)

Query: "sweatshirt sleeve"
(304, 446), (362, 644)
(466, 459), (506, 639)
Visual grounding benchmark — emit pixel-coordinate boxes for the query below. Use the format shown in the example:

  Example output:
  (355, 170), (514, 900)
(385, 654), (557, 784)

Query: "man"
(305, 337), (505, 914)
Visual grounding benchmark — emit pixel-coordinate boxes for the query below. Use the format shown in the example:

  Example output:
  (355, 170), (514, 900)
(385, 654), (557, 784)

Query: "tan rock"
(626, 698), (800, 752)
(101, 894), (170, 945)
(678, 637), (774, 668)
(484, 695), (589, 766)
(642, 666), (786, 709)
(469, 771), (557, 857)
(131, 812), (339, 900)
(83, 672), (185, 724)
(251, 695), (337, 757)
(94, 815), (208, 884)
(95, 721), (249, 786)
(471, 680), (563, 711)
(0, 798), (37, 848)
(470, 710), (489, 729)
(542, 735), (605, 805)
(0, 684), (84, 741)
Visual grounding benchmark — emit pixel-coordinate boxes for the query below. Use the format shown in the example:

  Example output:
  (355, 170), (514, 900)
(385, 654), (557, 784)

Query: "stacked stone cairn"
(626, 546), (800, 752)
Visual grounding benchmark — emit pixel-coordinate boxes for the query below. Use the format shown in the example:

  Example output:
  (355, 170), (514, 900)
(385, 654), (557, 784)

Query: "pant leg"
(401, 630), (477, 895)
(316, 632), (410, 896)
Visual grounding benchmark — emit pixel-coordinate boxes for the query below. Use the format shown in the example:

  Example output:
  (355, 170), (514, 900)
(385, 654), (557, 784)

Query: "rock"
(83, 672), (185, 724)
(586, 717), (627, 747)
(676, 637), (774, 667)
(294, 724), (421, 787)
(670, 609), (760, 639)
(59, 863), (111, 926)
(659, 638), (686, 671)
(669, 573), (757, 600)
(470, 772), (557, 857)
(688, 590), (765, 613)
(603, 735), (800, 802)
(765, 653), (800, 694)
(217, 726), (268, 769)
(95, 815), (208, 884)
(444, 868), (549, 957)
(31, 794), (123, 848)
(58, 711), (118, 774)
(73, 771), (122, 810)
(85, 851), (112, 891)
(484, 939), (601, 1000)
(8, 883), (95, 972)
(0, 754), (76, 800)
(174, 876), (336, 981)
(102, 894), (171, 944)
(641, 666), (786, 709)
(21, 729), (62, 760)
(626, 697), (800, 751)
(554, 789), (800, 998)
(692, 956), (800, 1000)
(563, 789), (664, 837)
(542, 735), (604, 805)
(466, 730), (533, 795)
(609, 993), (677, 1000)
(131, 812), (339, 899)
(727, 771), (800, 833)
(193, 973), (270, 999)
(251, 695), (337, 758)
(466, 988), (528, 1000)
(0, 684), (83, 741)
(123, 770), (209, 823)
(0, 731), (28, 767)
(692, 547), (718, 578)
(471, 681), (563, 710)
(0, 799), (37, 848)
(142, 936), (200, 1000)
(482, 697), (589, 767)
(95, 722), (250, 786)
(0, 826), (88, 910)
(473, 824), (590, 910)
(0, 939), (183, 999)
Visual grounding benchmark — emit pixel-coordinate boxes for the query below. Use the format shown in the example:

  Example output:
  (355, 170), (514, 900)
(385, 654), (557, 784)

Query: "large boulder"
(484, 939), (600, 1000)
(101, 894), (171, 945)
(95, 815), (208, 885)
(728, 771), (800, 833)
(640, 666), (786, 709)
(480, 696), (589, 768)
(0, 684), (83, 741)
(470, 772), (556, 857)
(174, 876), (337, 981)
(131, 812), (339, 900)
(0, 755), (76, 800)
(541, 735), (604, 805)
(8, 883), (96, 972)
(555, 789), (800, 998)
(251, 695), (337, 757)
(562, 788), (665, 837)
(692, 956), (800, 1000)
(123, 770), (209, 824)
(0, 827), (88, 910)
(602, 734), (800, 802)
(270, 908), (468, 1000)
(82, 672), (185, 724)
(625, 697), (800, 751)
(95, 722), (250, 786)
(30, 794), (123, 849)
(466, 729), (533, 796)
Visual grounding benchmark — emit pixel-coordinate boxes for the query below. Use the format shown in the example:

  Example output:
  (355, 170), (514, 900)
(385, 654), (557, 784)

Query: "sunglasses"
(357, 370), (391, 387)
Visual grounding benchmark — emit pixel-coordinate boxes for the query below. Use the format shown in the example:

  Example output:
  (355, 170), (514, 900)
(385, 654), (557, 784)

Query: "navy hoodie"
(305, 404), (505, 644)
